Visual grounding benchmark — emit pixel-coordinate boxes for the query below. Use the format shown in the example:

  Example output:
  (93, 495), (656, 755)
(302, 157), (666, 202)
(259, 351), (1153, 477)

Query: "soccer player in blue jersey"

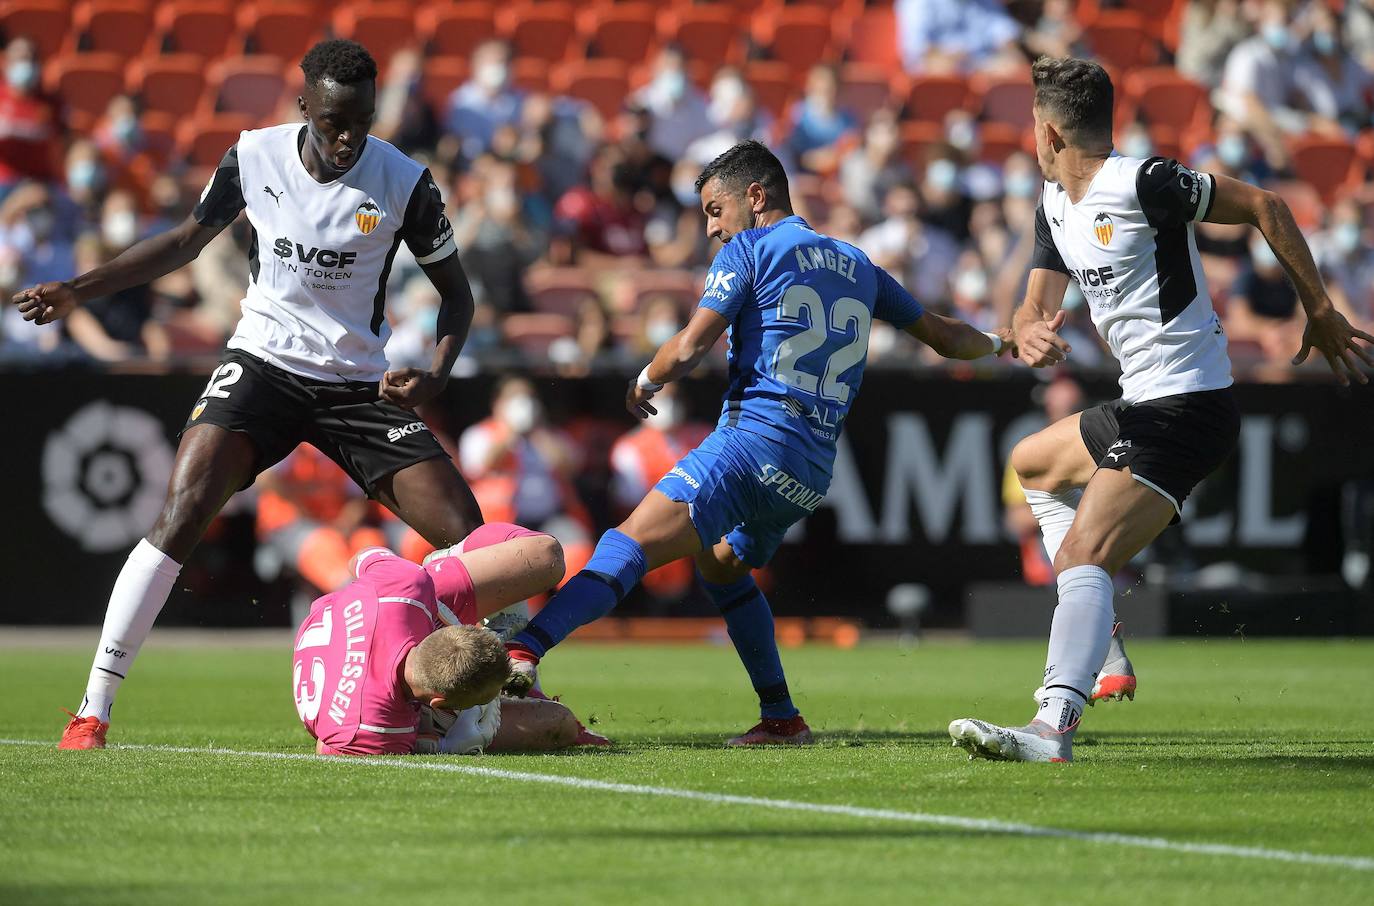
(504, 140), (1015, 744)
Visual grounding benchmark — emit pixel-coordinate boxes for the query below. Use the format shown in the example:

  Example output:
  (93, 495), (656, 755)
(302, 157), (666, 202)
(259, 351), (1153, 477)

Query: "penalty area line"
(4, 737), (1372, 872)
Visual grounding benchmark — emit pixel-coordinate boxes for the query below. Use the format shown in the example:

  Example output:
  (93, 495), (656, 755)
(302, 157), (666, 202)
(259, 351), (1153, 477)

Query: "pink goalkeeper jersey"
(293, 549), (460, 756)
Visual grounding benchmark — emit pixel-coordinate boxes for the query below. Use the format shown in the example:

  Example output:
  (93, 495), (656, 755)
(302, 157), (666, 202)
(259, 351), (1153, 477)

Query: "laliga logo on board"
(1093, 212), (1114, 247)
(355, 200), (383, 235)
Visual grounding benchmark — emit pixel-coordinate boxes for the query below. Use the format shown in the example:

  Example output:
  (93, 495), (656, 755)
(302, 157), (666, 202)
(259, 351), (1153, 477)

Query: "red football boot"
(58, 710), (108, 750)
(726, 715), (815, 747)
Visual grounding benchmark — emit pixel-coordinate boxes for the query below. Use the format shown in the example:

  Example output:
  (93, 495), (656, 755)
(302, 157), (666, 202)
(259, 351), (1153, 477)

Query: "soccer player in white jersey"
(11, 41), (488, 750)
(950, 57), (1373, 763)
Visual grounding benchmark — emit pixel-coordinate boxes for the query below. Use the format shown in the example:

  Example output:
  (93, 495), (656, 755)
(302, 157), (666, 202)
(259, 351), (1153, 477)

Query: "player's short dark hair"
(300, 39), (378, 89)
(1031, 56), (1114, 147)
(694, 139), (792, 209)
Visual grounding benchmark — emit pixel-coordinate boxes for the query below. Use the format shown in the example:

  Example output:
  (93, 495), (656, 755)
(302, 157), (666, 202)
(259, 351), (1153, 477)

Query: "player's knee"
(1010, 436), (1051, 490)
(1054, 533), (1109, 574)
(530, 534), (566, 589)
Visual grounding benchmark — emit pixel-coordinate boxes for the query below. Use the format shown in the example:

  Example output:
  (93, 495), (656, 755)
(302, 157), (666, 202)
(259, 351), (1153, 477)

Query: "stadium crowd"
(1, 0), (1372, 381)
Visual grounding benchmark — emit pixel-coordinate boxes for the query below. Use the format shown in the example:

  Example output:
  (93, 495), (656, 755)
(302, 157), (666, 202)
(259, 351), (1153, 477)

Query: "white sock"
(77, 539), (182, 722)
(1037, 565), (1114, 725)
(1023, 487), (1082, 567)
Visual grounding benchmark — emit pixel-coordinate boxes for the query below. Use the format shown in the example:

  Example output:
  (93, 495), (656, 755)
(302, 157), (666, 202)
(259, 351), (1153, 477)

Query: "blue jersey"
(697, 215), (924, 475)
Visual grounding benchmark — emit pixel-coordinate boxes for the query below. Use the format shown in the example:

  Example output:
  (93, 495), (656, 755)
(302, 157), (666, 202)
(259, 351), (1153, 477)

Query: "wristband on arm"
(636, 366), (663, 393)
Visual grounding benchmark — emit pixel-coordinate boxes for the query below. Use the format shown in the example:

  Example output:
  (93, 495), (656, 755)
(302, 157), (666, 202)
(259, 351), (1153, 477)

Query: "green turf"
(2, 638), (1372, 905)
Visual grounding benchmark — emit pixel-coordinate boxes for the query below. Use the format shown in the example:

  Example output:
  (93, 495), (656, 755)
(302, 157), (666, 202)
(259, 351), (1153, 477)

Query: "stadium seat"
(510, 57), (549, 93)
(127, 54), (205, 118)
(976, 122), (1026, 164)
(1357, 129), (1374, 172)
(498, 3), (578, 64)
(903, 73), (971, 124)
(973, 73), (1034, 130)
(550, 60), (630, 120)
(1123, 68), (1210, 134)
(0, 1), (70, 60)
(503, 312), (576, 357)
(898, 120), (942, 165)
(417, 2), (498, 59)
(207, 57), (286, 120)
(754, 6), (835, 76)
(154, 2), (237, 59)
(137, 109), (178, 163)
(1116, 0), (1177, 42)
(524, 268), (601, 317)
(743, 60), (795, 120)
(236, 3), (322, 63)
(175, 112), (257, 169)
(657, 6), (743, 69)
(837, 63), (897, 123)
(1288, 137), (1364, 205)
(624, 269), (701, 315)
(421, 56), (468, 114)
(43, 52), (125, 128)
(842, 5), (899, 72)
(1267, 180), (1324, 231)
(580, 4), (657, 65)
(331, 2), (419, 71)
(1083, 11), (1158, 71)
(69, 1), (154, 57)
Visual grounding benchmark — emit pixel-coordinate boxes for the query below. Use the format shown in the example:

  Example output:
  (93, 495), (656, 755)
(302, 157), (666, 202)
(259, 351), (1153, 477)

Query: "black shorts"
(182, 349), (448, 493)
(1079, 387), (1240, 519)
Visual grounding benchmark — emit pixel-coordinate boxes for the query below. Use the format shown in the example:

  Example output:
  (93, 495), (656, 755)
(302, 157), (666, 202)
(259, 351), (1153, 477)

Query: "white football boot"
(948, 718), (1075, 763)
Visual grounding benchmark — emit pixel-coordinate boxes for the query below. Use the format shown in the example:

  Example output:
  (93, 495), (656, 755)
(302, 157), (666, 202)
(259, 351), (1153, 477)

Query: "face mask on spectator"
(67, 159), (103, 193)
(646, 318), (679, 346)
(672, 180), (698, 207)
(1312, 31), (1336, 56)
(1123, 132), (1153, 159)
(103, 210), (138, 248)
(954, 268), (988, 302)
(1335, 223), (1361, 255)
(1004, 171), (1037, 199)
(946, 118), (976, 152)
(476, 62), (508, 92)
(112, 115), (141, 147)
(1218, 134), (1248, 168)
(926, 159), (959, 193)
(501, 394), (539, 434)
(708, 78), (745, 123)
(1251, 239), (1280, 269)
(655, 69), (687, 103)
(1262, 24), (1289, 52)
(6, 59), (37, 92)
(647, 397), (681, 430)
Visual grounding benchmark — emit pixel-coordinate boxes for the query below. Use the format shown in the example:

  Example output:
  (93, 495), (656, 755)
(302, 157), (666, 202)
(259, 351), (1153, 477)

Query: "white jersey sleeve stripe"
(414, 235), (457, 265)
(1192, 173), (1215, 223)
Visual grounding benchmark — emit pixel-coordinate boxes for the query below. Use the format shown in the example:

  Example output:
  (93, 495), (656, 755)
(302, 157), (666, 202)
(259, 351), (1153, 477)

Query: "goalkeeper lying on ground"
(291, 522), (608, 756)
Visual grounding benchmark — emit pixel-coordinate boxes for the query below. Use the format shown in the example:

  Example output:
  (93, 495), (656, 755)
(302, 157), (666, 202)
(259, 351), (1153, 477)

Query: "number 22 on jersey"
(771, 284), (872, 404)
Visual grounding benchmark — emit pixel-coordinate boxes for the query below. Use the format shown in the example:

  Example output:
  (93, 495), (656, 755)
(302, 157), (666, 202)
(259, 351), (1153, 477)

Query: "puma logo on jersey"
(263, 185), (283, 206)
(1105, 440), (1132, 462)
(1051, 216), (1062, 227)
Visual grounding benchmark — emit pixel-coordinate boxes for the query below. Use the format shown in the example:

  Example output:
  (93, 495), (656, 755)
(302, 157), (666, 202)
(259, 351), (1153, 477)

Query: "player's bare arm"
(380, 251), (476, 410)
(1011, 268), (1073, 368)
(905, 311), (1015, 360)
(11, 213), (225, 326)
(627, 306), (729, 419)
(1205, 174), (1374, 385)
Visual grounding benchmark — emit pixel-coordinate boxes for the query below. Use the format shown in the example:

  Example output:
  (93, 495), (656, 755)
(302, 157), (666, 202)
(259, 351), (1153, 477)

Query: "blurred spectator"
(386, 274), (443, 370)
(189, 217), (250, 342)
(446, 40), (524, 161)
(549, 296), (623, 374)
(839, 109), (911, 222)
(453, 154), (539, 312)
(63, 140), (109, 219)
(919, 151), (972, 241)
(627, 293), (686, 359)
(948, 249), (996, 331)
(1226, 236), (1303, 364)
(896, 0), (1024, 75)
(92, 95), (146, 176)
(1315, 200), (1374, 326)
(459, 376), (593, 574)
(683, 69), (773, 166)
(1294, 4), (1373, 134)
(1175, 1), (1250, 86)
(552, 145), (649, 265)
(1118, 122), (1156, 161)
(820, 202), (863, 245)
(64, 230), (170, 362)
(373, 49), (440, 154)
(1022, 0), (1085, 60)
(520, 92), (602, 206)
(785, 65), (859, 176)
(609, 383), (711, 602)
(1349, 0), (1374, 71)
(0, 38), (60, 200)
(856, 183), (959, 304)
(631, 46), (713, 161)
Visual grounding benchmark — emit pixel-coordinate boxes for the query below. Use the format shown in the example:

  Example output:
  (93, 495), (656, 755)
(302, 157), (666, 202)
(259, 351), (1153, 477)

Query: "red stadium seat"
(70, 1), (154, 57)
(842, 6), (899, 72)
(207, 57), (286, 120)
(973, 72), (1034, 130)
(503, 312), (575, 357)
(138, 109), (178, 164)
(580, 4), (657, 65)
(44, 52), (125, 128)
(904, 73), (972, 124)
(657, 6), (743, 70)
(237, 3), (323, 63)
(176, 112), (257, 169)
(497, 3), (578, 64)
(1117, 0), (1177, 42)
(1267, 180), (1324, 232)
(417, 3), (498, 59)
(1288, 137), (1364, 205)
(550, 60), (630, 120)
(0, 1), (70, 60)
(524, 268), (601, 317)
(155, 2), (237, 59)
(1083, 11), (1158, 71)
(754, 6), (835, 76)
(624, 269), (701, 315)
(509, 57), (549, 93)
(837, 63), (898, 122)
(1123, 68), (1209, 134)
(977, 122), (1027, 164)
(127, 54), (205, 118)
(331, 2), (419, 71)
(421, 56), (468, 113)
(743, 60), (795, 120)
(898, 120), (942, 165)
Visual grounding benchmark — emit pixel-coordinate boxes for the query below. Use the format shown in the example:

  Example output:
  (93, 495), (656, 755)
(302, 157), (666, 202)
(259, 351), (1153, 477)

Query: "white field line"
(3, 738), (1372, 873)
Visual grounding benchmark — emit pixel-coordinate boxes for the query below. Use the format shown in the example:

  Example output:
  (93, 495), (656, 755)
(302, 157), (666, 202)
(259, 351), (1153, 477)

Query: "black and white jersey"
(194, 124), (456, 382)
(1032, 155), (1233, 404)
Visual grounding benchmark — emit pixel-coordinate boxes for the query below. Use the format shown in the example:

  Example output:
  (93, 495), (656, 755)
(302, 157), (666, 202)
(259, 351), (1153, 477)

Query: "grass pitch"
(2, 636), (1372, 905)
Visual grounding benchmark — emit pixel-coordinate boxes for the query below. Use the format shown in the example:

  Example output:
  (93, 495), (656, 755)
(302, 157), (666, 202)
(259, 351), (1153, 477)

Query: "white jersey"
(193, 124), (456, 381)
(1033, 155), (1233, 404)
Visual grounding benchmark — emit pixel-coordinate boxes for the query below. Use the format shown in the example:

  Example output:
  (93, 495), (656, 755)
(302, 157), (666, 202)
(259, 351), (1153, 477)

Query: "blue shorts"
(654, 427), (831, 568)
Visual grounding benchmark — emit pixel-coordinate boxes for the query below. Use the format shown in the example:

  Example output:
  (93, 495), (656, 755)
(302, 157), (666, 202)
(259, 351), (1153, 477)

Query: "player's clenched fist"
(11, 281), (80, 325)
(380, 368), (447, 410)
(1015, 310), (1072, 368)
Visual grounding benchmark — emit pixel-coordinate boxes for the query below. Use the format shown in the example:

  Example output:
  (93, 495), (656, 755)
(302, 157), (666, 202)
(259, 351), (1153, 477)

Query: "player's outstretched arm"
(10, 214), (225, 326)
(906, 312), (1015, 360)
(1206, 174), (1374, 385)
(627, 307), (729, 419)
(1011, 268), (1073, 368)
(380, 252), (476, 409)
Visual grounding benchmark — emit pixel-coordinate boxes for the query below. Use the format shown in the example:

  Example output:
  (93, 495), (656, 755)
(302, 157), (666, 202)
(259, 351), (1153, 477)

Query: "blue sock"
(700, 572), (798, 720)
(512, 529), (648, 658)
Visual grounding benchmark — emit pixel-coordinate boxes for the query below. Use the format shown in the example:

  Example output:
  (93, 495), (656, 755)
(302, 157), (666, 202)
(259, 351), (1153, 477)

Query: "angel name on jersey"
(272, 238), (359, 286)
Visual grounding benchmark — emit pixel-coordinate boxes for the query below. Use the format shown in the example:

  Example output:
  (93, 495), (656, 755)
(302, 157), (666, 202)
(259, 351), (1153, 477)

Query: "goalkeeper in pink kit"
(292, 522), (608, 756)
